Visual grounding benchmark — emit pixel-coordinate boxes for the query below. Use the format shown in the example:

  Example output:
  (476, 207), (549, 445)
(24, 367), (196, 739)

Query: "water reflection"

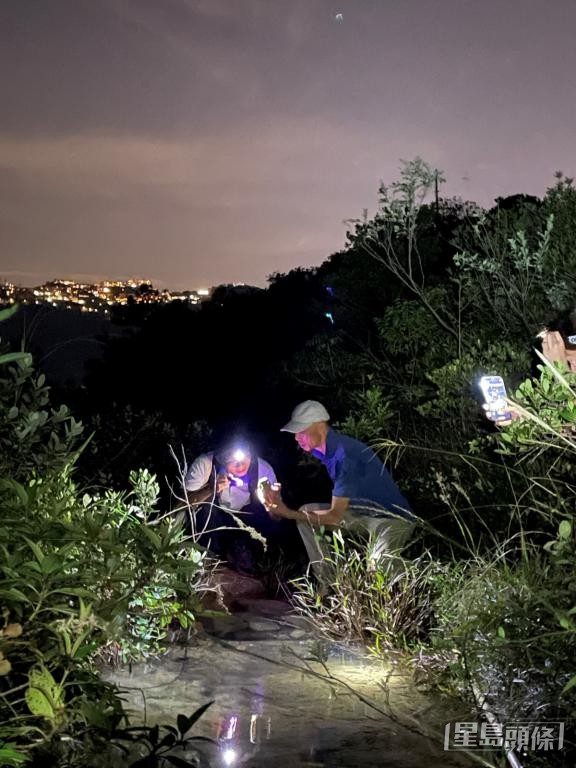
(214, 700), (273, 766)
(105, 637), (475, 767)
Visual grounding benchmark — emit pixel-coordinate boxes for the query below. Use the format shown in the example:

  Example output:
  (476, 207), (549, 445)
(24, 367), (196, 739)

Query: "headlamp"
(232, 449), (246, 463)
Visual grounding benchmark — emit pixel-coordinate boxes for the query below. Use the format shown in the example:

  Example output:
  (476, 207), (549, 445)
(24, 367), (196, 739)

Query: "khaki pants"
(297, 503), (415, 587)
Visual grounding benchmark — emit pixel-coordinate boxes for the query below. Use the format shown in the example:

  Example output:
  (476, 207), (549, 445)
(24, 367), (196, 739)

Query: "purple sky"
(1, 0), (575, 290)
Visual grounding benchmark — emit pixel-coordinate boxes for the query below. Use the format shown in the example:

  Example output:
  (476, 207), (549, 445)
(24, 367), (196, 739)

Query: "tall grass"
(290, 360), (576, 766)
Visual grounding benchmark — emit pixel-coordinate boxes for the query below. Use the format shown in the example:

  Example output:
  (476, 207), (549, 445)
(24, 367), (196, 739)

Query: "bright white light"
(232, 449), (246, 463)
(224, 716), (238, 739)
(222, 748), (237, 765)
(250, 713), (258, 743)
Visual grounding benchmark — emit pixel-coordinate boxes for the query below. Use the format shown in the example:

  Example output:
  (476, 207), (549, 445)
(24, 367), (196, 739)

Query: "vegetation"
(4, 161), (576, 766)
(292, 362), (576, 767)
(287, 163), (576, 766)
(0, 316), (212, 766)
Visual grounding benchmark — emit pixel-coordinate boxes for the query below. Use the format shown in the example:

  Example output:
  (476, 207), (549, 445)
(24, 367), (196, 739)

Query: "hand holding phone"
(479, 375), (512, 423)
(257, 477), (282, 512)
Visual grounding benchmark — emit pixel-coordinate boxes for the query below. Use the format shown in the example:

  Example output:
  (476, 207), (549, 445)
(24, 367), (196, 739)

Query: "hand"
(541, 330), (567, 365)
(482, 403), (522, 426)
(262, 484), (282, 514)
(216, 473), (230, 494)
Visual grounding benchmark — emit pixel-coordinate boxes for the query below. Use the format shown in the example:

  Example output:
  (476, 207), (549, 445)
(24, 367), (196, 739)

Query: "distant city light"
(0, 279), (213, 316)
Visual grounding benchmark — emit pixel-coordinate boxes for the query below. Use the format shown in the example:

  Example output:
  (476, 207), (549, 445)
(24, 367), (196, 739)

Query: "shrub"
(0, 330), (209, 765)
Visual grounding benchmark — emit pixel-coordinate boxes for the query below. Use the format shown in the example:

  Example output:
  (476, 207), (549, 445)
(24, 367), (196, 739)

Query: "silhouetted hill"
(1, 305), (113, 385)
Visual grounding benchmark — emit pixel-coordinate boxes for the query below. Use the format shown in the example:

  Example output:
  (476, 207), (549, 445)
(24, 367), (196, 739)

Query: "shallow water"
(104, 604), (478, 768)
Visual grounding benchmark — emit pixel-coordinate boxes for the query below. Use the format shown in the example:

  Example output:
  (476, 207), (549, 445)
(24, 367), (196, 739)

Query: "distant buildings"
(0, 279), (212, 315)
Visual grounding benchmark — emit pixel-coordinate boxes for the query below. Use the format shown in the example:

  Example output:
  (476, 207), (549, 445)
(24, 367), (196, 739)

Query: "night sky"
(1, 0), (575, 290)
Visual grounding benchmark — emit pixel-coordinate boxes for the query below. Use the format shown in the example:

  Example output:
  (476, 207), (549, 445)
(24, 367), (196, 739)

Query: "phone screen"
(479, 375), (511, 422)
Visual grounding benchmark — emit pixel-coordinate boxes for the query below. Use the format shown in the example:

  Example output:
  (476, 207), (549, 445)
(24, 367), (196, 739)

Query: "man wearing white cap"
(263, 400), (415, 583)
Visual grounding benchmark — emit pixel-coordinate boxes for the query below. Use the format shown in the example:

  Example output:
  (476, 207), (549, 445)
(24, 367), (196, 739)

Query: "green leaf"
(559, 520), (572, 540)
(40, 553), (63, 574)
(141, 526), (162, 550)
(73, 641), (100, 660)
(0, 352), (31, 367)
(25, 666), (64, 721)
(25, 686), (54, 719)
(562, 674), (576, 694)
(0, 659), (12, 676)
(558, 615), (574, 630)
(0, 304), (20, 322)
(189, 548), (204, 564)
(80, 700), (111, 728)
(24, 537), (44, 564)
(0, 743), (27, 766)
(50, 587), (94, 599)
(497, 626), (506, 639)
(0, 587), (30, 603)
(0, 479), (28, 506)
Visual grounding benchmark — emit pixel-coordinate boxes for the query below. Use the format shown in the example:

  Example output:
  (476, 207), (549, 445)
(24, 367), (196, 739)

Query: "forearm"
(185, 483), (214, 505)
(277, 503), (342, 527)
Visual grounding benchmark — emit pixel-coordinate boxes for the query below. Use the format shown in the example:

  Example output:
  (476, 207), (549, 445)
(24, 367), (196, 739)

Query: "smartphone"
(564, 333), (576, 350)
(479, 375), (511, 422)
(256, 477), (281, 506)
(256, 477), (272, 505)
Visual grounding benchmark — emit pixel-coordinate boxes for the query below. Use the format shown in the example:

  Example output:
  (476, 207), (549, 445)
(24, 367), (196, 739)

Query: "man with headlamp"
(184, 438), (280, 573)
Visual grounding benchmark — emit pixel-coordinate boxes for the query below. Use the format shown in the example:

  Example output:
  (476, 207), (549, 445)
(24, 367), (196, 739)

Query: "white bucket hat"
(281, 400), (330, 433)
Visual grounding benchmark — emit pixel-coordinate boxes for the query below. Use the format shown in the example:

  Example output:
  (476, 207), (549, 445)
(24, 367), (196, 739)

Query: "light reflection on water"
(104, 638), (474, 768)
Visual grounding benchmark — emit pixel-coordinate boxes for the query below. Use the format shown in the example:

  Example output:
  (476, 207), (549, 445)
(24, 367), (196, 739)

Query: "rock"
(203, 566), (266, 609)
(248, 619), (281, 632)
(234, 597), (293, 617)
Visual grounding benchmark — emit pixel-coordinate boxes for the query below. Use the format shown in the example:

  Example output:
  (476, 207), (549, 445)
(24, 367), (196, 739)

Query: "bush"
(0, 333), (210, 765)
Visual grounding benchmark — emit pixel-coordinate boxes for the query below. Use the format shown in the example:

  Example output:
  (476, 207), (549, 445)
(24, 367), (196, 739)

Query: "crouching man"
(262, 401), (415, 585)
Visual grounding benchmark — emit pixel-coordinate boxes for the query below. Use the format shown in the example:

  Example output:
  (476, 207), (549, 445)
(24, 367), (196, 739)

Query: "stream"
(105, 598), (481, 768)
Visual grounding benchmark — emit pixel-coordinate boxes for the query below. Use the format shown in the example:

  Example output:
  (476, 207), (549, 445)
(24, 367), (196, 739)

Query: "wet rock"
(203, 566), (267, 609)
(235, 597), (293, 617)
(105, 639), (476, 768)
(248, 619), (281, 632)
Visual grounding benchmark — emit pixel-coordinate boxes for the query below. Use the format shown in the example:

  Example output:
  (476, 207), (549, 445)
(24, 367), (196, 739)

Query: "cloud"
(0, 116), (444, 191)
(0, 118), (397, 286)
(0, 111), (564, 290)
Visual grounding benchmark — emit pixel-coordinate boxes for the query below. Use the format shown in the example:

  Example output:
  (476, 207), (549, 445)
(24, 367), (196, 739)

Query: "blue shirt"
(312, 429), (413, 521)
